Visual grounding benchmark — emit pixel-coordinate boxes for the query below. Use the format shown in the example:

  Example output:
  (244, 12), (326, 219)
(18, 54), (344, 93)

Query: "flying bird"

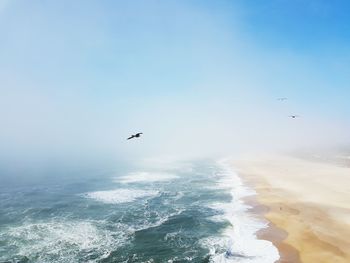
(277, 97), (288, 101)
(289, 115), (300, 119)
(127, 132), (143, 140)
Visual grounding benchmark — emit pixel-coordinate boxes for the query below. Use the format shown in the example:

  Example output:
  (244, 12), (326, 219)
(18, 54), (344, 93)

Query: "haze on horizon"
(1, 0), (350, 175)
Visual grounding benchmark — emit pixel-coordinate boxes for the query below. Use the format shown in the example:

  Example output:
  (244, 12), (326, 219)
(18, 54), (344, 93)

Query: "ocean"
(0, 159), (279, 263)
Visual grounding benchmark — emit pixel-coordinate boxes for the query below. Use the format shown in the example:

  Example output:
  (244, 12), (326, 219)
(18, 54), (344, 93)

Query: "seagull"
(289, 115), (300, 119)
(277, 97), (288, 101)
(127, 132), (143, 140)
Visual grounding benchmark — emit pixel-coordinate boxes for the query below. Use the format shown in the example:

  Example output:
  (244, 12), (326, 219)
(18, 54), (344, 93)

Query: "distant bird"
(277, 97), (288, 101)
(289, 115), (300, 119)
(127, 132), (143, 140)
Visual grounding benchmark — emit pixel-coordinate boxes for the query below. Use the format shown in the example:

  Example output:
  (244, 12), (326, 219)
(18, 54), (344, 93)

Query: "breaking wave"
(117, 171), (179, 183)
(0, 220), (130, 262)
(83, 188), (158, 204)
(202, 159), (280, 263)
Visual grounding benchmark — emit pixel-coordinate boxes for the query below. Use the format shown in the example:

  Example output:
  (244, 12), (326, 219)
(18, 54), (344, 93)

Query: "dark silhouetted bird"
(289, 115), (299, 119)
(127, 133), (143, 140)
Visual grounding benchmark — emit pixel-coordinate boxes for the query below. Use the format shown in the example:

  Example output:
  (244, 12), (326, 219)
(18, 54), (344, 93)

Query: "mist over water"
(1, 1), (350, 178)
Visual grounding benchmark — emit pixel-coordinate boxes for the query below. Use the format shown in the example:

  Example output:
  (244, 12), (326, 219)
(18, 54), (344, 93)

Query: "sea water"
(0, 159), (279, 262)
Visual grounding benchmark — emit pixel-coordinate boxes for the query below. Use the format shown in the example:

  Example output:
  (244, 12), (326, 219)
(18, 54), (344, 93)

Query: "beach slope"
(233, 155), (350, 263)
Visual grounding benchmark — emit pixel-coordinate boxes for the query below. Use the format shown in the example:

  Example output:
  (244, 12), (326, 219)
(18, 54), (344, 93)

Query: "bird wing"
(127, 135), (135, 140)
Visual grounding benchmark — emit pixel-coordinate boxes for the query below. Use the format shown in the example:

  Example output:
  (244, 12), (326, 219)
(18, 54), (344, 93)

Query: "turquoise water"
(0, 160), (278, 263)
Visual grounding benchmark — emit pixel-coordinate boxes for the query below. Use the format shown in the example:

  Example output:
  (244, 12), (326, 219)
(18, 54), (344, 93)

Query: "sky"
(1, 0), (350, 173)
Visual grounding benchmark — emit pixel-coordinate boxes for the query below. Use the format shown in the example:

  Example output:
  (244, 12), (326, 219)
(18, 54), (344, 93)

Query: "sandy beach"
(233, 155), (350, 263)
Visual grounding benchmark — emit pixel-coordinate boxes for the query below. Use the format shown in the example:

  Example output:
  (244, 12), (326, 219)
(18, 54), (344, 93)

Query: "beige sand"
(233, 155), (350, 263)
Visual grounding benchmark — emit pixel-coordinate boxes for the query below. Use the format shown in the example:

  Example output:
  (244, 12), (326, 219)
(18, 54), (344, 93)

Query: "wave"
(202, 159), (280, 263)
(0, 220), (130, 262)
(135, 208), (185, 234)
(117, 171), (179, 183)
(83, 188), (158, 204)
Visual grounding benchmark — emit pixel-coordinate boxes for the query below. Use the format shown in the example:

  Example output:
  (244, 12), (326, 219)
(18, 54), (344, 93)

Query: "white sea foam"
(2, 220), (130, 262)
(83, 188), (158, 204)
(203, 159), (280, 263)
(136, 208), (185, 233)
(117, 171), (178, 183)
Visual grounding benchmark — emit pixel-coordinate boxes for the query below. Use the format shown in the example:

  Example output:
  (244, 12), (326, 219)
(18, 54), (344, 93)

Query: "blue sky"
(0, 0), (349, 166)
(233, 0), (350, 48)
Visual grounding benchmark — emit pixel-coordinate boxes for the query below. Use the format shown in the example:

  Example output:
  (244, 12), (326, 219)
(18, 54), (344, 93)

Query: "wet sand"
(233, 155), (350, 263)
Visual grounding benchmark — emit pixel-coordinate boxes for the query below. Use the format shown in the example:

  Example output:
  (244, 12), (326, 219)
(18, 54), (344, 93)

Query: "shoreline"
(216, 159), (280, 263)
(241, 188), (301, 263)
(232, 155), (350, 263)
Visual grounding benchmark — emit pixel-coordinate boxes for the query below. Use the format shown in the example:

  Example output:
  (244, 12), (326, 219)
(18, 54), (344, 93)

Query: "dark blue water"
(0, 160), (237, 263)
